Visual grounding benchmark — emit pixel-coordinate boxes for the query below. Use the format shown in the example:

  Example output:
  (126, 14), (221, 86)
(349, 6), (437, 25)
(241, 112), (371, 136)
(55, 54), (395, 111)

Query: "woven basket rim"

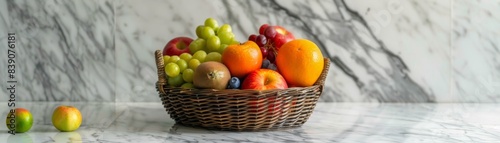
(154, 50), (330, 94)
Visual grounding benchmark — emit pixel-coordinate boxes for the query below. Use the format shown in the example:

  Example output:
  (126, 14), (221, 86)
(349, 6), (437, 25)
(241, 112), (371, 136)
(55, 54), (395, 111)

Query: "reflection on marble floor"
(1, 102), (500, 142)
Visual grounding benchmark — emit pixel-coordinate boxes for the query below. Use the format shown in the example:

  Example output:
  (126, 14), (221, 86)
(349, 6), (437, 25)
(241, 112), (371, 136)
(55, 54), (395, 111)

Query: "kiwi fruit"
(193, 62), (231, 90)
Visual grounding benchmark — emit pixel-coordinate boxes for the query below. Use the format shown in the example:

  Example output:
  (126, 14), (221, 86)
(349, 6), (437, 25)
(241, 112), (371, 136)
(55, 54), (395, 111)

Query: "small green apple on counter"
(5, 108), (33, 134)
(52, 105), (82, 132)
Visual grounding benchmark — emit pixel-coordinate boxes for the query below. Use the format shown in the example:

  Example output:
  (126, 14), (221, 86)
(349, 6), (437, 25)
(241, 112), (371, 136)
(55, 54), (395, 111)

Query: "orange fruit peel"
(222, 41), (263, 78)
(276, 39), (324, 87)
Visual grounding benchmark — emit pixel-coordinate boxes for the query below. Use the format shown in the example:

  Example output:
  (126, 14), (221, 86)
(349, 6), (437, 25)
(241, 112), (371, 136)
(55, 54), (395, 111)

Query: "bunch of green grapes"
(163, 53), (200, 89)
(189, 18), (240, 63)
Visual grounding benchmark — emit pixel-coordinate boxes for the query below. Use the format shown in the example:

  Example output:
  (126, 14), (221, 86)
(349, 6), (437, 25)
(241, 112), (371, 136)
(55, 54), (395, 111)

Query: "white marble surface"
(342, 0), (451, 102)
(0, 0), (499, 102)
(1, 102), (500, 142)
(452, 0), (500, 102)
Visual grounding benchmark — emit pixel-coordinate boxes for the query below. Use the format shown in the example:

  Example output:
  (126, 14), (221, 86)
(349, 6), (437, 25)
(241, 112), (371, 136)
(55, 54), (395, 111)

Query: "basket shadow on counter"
(154, 50), (331, 131)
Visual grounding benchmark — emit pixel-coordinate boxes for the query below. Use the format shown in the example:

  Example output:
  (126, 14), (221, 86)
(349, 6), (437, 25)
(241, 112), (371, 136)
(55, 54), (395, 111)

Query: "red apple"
(163, 37), (193, 56)
(272, 26), (295, 50)
(274, 26), (294, 39)
(243, 69), (288, 115)
(242, 69), (288, 90)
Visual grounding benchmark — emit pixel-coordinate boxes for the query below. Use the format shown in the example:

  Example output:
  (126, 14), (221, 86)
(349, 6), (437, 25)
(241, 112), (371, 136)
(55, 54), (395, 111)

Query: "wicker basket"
(154, 50), (330, 131)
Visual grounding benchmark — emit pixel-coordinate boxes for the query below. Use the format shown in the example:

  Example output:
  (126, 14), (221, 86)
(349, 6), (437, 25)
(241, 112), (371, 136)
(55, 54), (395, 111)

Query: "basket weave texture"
(155, 50), (330, 131)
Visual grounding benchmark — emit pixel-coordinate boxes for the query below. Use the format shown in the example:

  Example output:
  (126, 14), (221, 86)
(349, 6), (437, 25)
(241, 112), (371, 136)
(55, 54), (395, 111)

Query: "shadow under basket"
(154, 50), (330, 131)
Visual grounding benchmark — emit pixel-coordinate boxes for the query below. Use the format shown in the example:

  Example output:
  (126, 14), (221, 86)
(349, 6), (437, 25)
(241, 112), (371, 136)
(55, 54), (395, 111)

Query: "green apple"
(6, 108), (33, 133)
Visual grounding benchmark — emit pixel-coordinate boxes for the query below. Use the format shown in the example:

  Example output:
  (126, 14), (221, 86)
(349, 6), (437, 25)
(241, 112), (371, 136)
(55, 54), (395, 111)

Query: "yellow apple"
(52, 105), (82, 132)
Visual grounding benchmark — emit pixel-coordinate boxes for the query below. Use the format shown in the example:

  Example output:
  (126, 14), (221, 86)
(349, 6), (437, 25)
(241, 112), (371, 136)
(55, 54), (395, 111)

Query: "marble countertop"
(1, 102), (499, 143)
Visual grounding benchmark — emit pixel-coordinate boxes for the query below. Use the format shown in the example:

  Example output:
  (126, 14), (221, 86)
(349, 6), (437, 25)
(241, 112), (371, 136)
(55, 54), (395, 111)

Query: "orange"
(276, 39), (324, 87)
(222, 41), (263, 78)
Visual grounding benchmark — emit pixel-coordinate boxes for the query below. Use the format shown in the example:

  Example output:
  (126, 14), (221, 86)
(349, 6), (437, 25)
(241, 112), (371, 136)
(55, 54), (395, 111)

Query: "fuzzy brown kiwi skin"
(193, 62), (231, 90)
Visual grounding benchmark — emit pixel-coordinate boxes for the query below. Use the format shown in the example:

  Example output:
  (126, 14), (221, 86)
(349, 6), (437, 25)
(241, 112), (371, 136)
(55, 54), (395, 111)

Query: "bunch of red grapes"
(248, 24), (295, 63)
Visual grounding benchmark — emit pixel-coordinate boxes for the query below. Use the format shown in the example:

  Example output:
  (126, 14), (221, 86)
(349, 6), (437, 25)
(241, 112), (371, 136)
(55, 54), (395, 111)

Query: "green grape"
(217, 24), (232, 34)
(205, 52), (222, 62)
(163, 56), (171, 64)
(168, 56), (180, 63)
(188, 59), (201, 70)
(204, 18), (219, 29)
(176, 59), (188, 72)
(206, 36), (221, 52)
(214, 27), (219, 35)
(192, 50), (207, 63)
(200, 27), (215, 39)
(218, 32), (235, 45)
(168, 75), (184, 87)
(195, 25), (205, 38)
(189, 38), (206, 54)
(165, 63), (180, 77)
(218, 44), (228, 54)
(181, 82), (194, 89)
(182, 69), (194, 83)
(231, 40), (240, 45)
(179, 53), (192, 61)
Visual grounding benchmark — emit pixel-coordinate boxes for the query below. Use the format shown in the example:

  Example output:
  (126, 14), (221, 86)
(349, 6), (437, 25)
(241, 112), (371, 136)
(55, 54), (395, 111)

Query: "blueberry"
(228, 77), (240, 89)
(262, 59), (271, 69)
(268, 63), (277, 71)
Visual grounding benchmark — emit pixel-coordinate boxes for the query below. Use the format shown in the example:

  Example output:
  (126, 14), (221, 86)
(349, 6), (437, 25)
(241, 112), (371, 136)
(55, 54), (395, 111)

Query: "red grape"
(248, 34), (257, 42)
(267, 51), (276, 63)
(260, 47), (268, 57)
(259, 24), (269, 35)
(267, 36), (274, 44)
(264, 26), (277, 39)
(255, 35), (267, 47)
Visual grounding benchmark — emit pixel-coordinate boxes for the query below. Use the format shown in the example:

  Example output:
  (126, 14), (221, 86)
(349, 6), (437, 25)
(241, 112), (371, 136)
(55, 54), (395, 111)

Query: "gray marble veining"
(1, 102), (500, 142)
(0, 0), (499, 102)
(0, 0), (115, 101)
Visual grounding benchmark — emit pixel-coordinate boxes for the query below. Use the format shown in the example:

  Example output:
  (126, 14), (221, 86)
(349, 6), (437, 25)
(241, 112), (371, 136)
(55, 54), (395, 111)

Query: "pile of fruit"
(162, 18), (324, 90)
